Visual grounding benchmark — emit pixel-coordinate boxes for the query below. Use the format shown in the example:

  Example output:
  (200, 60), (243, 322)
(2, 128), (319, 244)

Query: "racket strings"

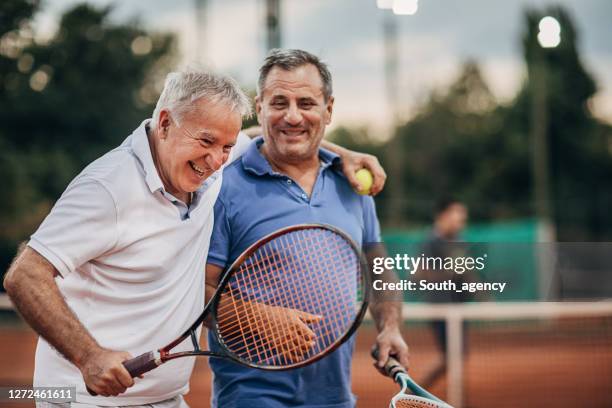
(394, 396), (449, 408)
(218, 241), (321, 364)
(391, 395), (446, 408)
(219, 233), (351, 364)
(218, 254), (300, 363)
(285, 230), (360, 359)
(216, 227), (365, 367)
(219, 254), (309, 364)
(301, 233), (355, 351)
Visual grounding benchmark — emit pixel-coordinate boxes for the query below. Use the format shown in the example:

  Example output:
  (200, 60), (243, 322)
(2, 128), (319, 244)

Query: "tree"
(0, 3), (176, 273)
(517, 6), (612, 240)
(387, 61), (531, 226)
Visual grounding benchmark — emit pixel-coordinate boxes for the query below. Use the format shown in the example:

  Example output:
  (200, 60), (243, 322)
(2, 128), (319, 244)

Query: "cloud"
(35, 0), (612, 126)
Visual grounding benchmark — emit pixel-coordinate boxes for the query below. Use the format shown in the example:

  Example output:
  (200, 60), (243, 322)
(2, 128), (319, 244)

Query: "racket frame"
(372, 348), (453, 408)
(145, 223), (370, 370)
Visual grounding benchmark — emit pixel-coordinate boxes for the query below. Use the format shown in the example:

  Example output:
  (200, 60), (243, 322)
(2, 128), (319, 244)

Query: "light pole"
(531, 16), (560, 301)
(377, 0), (418, 226)
(532, 15), (560, 232)
(194, 0), (208, 63)
(265, 0), (282, 50)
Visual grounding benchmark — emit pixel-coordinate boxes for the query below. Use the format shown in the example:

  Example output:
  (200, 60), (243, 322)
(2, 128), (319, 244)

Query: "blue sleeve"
(207, 195), (232, 268)
(362, 196), (382, 243)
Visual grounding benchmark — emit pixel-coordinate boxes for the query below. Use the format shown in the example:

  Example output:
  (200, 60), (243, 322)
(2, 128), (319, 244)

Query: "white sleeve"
(28, 178), (119, 277)
(227, 132), (253, 164)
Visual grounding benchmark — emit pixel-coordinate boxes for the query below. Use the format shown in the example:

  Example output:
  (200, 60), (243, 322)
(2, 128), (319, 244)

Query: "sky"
(34, 0), (612, 133)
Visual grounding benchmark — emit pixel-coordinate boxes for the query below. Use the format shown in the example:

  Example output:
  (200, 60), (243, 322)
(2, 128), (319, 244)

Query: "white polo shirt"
(28, 120), (250, 405)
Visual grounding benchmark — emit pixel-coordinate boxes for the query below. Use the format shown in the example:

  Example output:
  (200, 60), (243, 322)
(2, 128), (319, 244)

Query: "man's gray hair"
(152, 67), (251, 129)
(257, 49), (333, 101)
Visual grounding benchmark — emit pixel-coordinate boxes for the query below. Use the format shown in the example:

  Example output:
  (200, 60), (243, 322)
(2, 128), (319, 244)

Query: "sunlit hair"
(258, 49), (333, 101)
(152, 66), (251, 129)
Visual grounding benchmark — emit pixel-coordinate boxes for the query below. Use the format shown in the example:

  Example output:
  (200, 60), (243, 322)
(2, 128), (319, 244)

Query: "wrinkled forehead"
(260, 65), (326, 100)
(180, 99), (242, 140)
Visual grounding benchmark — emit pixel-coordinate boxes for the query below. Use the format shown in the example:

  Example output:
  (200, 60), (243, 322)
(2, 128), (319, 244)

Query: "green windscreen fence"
(382, 219), (539, 301)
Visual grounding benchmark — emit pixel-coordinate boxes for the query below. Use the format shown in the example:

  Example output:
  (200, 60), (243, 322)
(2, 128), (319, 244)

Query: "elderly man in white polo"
(3, 67), (386, 408)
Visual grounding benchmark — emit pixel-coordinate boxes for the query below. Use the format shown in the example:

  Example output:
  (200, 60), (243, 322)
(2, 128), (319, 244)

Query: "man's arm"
(3, 247), (133, 396)
(366, 244), (410, 371)
(240, 126), (387, 195)
(204, 263), (224, 327)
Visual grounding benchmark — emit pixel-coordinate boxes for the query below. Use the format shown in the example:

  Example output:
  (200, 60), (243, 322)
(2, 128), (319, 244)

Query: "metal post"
(531, 52), (553, 229)
(531, 46), (557, 298)
(265, 0), (281, 50)
(194, 0), (208, 63)
(447, 312), (463, 407)
(383, 12), (405, 223)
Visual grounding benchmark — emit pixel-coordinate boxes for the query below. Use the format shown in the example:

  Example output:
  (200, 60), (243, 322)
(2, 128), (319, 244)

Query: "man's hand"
(262, 305), (322, 362)
(373, 327), (410, 376)
(79, 348), (134, 396)
(340, 151), (387, 196)
(217, 297), (322, 362)
(318, 141), (387, 196)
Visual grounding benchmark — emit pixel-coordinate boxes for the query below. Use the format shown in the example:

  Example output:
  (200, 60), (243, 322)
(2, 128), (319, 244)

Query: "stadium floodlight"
(393, 0), (418, 15)
(377, 0), (394, 9)
(537, 16), (561, 48)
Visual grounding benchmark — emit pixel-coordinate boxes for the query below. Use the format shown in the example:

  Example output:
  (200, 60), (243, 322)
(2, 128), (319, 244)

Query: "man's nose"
(284, 103), (303, 125)
(206, 149), (226, 171)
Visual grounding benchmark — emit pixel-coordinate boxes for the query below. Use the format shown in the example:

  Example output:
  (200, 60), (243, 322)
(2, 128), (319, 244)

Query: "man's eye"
(223, 146), (233, 154)
(271, 102), (286, 108)
(199, 139), (213, 146)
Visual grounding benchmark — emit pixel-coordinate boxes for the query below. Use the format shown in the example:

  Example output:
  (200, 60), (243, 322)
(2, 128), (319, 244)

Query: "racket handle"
(123, 351), (162, 377)
(85, 351), (161, 396)
(371, 346), (407, 379)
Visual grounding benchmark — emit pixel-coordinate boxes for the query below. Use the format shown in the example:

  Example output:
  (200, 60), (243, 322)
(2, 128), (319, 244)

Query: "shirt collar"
(130, 120), (216, 208)
(131, 120), (165, 194)
(242, 136), (342, 176)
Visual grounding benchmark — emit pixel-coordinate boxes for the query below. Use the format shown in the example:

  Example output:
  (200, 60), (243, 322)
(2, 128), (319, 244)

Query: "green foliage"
(0, 0), (38, 35)
(519, 6), (611, 240)
(392, 62), (532, 225)
(0, 1), (176, 272)
(332, 7), (612, 240)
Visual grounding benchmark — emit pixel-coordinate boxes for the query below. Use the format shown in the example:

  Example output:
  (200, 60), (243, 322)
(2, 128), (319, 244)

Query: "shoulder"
(218, 158), (251, 196)
(74, 143), (149, 208)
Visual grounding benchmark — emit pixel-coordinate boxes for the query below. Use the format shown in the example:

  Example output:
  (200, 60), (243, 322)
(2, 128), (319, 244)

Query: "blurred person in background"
(3, 65), (386, 407)
(418, 198), (483, 388)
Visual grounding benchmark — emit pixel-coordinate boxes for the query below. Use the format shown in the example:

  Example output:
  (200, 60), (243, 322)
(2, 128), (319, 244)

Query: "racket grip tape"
(85, 351), (161, 396)
(371, 346), (407, 379)
(123, 351), (162, 377)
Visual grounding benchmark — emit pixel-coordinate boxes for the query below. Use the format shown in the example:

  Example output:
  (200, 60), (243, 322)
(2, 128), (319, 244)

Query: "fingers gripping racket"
(372, 348), (454, 408)
(126, 224), (369, 375)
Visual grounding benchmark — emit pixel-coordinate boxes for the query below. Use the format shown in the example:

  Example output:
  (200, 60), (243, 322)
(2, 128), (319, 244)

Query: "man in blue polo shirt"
(205, 49), (408, 408)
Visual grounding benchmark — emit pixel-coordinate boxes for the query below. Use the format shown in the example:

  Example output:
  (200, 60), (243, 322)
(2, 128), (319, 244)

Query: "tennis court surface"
(1, 301), (611, 407)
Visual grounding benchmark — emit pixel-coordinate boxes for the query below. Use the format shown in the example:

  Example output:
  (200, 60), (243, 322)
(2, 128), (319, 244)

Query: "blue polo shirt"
(207, 137), (381, 408)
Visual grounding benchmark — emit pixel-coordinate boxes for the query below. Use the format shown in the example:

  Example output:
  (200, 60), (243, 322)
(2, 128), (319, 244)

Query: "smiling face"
(256, 64), (334, 164)
(152, 98), (241, 201)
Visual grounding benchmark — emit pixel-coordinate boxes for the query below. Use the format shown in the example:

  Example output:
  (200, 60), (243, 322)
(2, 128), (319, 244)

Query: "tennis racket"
(126, 224), (368, 374)
(372, 348), (454, 408)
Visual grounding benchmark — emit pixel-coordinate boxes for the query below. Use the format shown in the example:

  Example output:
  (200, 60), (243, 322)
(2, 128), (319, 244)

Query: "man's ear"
(324, 96), (334, 125)
(158, 109), (171, 138)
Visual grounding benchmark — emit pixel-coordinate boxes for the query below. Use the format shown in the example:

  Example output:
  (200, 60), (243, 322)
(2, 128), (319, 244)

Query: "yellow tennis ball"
(355, 168), (374, 195)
